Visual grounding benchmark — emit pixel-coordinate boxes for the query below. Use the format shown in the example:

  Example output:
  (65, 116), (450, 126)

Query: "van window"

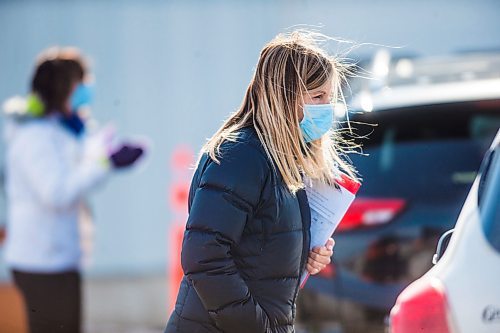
(479, 148), (500, 253)
(348, 101), (500, 203)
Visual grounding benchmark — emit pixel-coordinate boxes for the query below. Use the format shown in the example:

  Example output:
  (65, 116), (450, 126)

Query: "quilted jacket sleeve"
(181, 141), (271, 333)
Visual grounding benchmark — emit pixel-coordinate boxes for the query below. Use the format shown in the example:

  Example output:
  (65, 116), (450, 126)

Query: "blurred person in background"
(2, 47), (144, 333)
(164, 30), (358, 333)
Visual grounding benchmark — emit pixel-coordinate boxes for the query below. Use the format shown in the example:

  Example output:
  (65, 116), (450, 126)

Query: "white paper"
(300, 177), (357, 288)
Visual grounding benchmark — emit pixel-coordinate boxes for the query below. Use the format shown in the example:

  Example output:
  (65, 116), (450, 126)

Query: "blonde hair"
(203, 30), (358, 193)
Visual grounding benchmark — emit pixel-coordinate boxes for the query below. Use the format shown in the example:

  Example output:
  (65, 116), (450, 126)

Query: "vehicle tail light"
(337, 198), (406, 232)
(318, 262), (336, 279)
(390, 278), (452, 333)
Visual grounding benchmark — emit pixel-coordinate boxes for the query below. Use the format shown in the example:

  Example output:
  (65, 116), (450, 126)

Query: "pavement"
(0, 274), (168, 333)
(83, 274), (168, 333)
(1, 274), (343, 333)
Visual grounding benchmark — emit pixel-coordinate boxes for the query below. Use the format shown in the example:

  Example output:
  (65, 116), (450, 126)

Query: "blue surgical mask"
(70, 83), (94, 111)
(299, 103), (334, 142)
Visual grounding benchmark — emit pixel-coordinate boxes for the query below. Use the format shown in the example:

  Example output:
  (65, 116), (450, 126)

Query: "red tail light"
(318, 262), (336, 278)
(390, 278), (452, 333)
(337, 198), (406, 232)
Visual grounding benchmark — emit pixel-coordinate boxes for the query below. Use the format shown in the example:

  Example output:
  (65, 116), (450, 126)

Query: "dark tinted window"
(347, 100), (500, 203)
(479, 145), (500, 253)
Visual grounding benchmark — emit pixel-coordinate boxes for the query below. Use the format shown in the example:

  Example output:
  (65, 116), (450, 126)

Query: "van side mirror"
(432, 229), (454, 265)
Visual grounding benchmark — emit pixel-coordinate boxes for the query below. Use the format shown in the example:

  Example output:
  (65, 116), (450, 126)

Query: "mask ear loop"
(298, 89), (315, 127)
(298, 93), (310, 142)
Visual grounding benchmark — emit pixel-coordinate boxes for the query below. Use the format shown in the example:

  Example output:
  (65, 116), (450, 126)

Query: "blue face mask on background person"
(299, 103), (334, 142)
(70, 83), (94, 111)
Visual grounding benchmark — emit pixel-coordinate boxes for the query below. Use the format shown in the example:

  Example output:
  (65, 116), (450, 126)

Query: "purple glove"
(109, 142), (144, 169)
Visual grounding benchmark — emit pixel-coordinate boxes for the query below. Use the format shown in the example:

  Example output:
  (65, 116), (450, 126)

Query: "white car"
(389, 129), (500, 333)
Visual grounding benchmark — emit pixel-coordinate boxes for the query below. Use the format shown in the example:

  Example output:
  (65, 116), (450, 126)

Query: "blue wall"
(1, 0), (499, 277)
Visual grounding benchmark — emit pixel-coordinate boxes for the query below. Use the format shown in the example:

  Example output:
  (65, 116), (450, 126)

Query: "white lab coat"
(3, 115), (110, 272)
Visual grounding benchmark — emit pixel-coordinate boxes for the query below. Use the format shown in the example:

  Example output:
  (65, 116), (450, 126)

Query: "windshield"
(479, 138), (500, 253)
(348, 100), (500, 203)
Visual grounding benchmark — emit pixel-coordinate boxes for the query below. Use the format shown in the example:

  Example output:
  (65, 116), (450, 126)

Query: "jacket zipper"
(292, 189), (311, 315)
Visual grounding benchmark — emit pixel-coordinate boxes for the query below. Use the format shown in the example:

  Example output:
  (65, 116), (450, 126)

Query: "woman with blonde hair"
(165, 30), (357, 333)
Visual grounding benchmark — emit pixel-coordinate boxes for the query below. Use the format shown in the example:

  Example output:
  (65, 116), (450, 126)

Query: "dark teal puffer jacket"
(165, 126), (311, 333)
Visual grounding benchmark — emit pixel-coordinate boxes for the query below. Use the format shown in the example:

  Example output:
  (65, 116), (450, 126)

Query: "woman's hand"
(306, 238), (335, 275)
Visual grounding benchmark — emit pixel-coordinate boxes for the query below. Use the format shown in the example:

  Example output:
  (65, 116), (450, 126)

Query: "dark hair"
(31, 47), (87, 115)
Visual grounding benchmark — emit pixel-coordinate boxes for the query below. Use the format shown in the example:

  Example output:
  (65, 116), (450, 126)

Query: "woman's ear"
(298, 94), (307, 121)
(298, 105), (304, 122)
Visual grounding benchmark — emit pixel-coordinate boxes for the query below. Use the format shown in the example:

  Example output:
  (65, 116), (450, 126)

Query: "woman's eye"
(313, 95), (322, 100)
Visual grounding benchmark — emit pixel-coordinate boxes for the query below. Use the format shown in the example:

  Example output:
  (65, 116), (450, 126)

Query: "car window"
(479, 147), (500, 253)
(348, 101), (500, 203)
(350, 140), (484, 202)
(350, 101), (500, 148)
